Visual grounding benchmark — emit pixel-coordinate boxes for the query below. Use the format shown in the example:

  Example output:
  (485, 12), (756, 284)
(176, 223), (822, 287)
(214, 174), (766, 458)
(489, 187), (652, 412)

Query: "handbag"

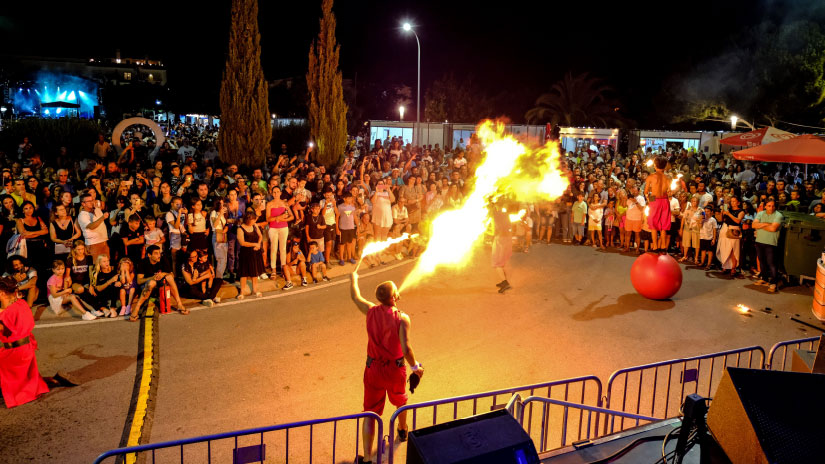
(726, 226), (741, 239)
(6, 234), (27, 258)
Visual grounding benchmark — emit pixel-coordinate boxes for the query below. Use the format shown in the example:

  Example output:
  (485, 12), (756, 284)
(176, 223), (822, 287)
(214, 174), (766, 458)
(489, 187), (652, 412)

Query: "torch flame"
(736, 304), (751, 314)
(399, 121), (568, 292)
(361, 233), (417, 258)
(670, 173), (683, 191)
(646, 159), (653, 167)
(509, 209), (526, 222)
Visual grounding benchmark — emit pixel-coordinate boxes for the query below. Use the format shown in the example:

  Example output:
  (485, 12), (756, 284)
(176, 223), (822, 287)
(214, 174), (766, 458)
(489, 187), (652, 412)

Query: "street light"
(399, 105), (405, 121)
(402, 22), (420, 147)
(730, 115), (738, 130)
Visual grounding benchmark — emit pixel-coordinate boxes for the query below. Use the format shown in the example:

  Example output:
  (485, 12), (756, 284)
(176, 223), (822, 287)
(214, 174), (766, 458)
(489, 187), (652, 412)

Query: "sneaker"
(102, 308), (111, 317)
(236, 293), (245, 300)
(349, 258), (357, 264)
(82, 312), (97, 321)
(397, 428), (409, 442)
(755, 279), (768, 286)
(301, 278), (308, 286)
(255, 292), (263, 298)
(214, 297), (221, 303)
(259, 273), (269, 280)
(338, 260), (345, 266)
(282, 281), (294, 290)
(768, 284), (777, 293)
(322, 276), (331, 282)
(93, 309), (104, 317)
(498, 281), (512, 293)
(202, 299), (214, 307)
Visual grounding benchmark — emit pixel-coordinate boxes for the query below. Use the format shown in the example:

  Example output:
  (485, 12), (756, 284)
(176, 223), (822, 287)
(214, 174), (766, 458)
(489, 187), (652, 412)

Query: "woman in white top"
(210, 198), (229, 277)
(187, 198), (209, 253)
(370, 179), (395, 241)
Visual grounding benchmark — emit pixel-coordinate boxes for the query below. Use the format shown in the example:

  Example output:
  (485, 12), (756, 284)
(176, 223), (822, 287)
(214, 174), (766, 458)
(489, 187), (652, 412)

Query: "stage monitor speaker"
(406, 409), (539, 464)
(707, 367), (825, 464)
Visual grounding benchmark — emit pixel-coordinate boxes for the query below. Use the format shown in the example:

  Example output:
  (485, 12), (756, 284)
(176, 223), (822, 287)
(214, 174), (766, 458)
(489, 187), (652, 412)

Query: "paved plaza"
(1, 244), (820, 463)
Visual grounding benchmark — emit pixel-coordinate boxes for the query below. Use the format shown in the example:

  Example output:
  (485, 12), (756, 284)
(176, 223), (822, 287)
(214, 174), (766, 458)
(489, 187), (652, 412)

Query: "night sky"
(0, 0), (819, 125)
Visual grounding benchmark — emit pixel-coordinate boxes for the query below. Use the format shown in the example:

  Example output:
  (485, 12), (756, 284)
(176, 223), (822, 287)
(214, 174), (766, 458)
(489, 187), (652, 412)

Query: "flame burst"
(361, 233), (417, 258)
(399, 121), (568, 292)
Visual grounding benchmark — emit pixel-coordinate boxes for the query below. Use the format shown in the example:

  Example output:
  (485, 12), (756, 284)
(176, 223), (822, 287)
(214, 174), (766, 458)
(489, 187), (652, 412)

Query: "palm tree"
(526, 73), (625, 127)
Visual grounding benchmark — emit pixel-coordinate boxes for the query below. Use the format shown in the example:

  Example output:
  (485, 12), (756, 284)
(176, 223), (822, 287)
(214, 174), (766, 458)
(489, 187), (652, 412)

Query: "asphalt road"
(1, 243), (819, 463)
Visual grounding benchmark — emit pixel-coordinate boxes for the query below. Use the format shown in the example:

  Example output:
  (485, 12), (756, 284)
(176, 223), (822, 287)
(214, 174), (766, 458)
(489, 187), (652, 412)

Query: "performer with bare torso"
(644, 156), (672, 252)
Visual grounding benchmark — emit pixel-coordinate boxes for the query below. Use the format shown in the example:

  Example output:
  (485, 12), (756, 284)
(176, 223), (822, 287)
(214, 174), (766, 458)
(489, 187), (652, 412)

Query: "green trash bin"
(782, 215), (825, 278)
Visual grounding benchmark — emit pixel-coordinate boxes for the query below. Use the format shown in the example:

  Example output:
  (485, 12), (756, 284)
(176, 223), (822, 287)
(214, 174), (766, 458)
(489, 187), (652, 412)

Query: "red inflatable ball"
(630, 252), (683, 300)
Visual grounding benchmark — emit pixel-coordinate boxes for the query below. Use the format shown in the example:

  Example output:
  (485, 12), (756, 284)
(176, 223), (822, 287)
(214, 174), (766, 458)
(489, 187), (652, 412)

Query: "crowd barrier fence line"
(517, 396), (657, 454)
(766, 336), (821, 371)
(92, 412), (382, 464)
(604, 345), (765, 430)
(385, 375), (602, 464)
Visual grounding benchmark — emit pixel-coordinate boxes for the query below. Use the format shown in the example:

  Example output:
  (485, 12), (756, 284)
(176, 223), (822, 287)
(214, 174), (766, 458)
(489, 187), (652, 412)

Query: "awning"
(732, 134), (825, 164)
(720, 127), (796, 147)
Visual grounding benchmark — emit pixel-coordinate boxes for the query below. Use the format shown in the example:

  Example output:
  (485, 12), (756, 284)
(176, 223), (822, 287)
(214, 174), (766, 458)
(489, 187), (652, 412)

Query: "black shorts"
(340, 228), (356, 243)
(323, 227), (336, 242)
(700, 239), (714, 252)
(670, 222), (680, 235)
(641, 230), (652, 242)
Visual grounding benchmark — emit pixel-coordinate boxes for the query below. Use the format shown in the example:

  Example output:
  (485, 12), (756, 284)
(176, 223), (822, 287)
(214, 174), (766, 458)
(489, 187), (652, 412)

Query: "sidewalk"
(34, 252), (412, 327)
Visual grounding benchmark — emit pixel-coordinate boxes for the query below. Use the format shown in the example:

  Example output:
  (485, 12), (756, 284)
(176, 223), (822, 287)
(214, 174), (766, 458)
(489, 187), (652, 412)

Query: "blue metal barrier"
(766, 336), (821, 371)
(519, 396), (657, 453)
(93, 412), (382, 464)
(385, 375), (602, 464)
(605, 346), (764, 426)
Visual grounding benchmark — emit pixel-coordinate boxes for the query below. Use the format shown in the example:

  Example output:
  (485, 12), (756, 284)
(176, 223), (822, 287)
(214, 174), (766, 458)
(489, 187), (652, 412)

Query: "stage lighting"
(78, 91), (85, 97)
(68, 91), (76, 101)
(56, 108), (62, 114)
(44, 109), (50, 115)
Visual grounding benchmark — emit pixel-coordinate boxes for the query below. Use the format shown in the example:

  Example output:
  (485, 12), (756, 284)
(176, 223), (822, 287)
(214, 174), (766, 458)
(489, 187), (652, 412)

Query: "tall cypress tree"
(219, 0), (270, 168)
(307, 0), (348, 167)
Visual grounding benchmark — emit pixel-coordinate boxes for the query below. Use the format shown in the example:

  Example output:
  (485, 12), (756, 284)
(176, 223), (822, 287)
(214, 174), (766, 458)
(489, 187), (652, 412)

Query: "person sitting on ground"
(117, 258), (137, 316)
(130, 245), (188, 321)
(90, 255), (121, 318)
(180, 249), (222, 307)
(46, 260), (96, 320)
(284, 240), (309, 287)
(308, 242), (331, 283)
(4, 256), (40, 310)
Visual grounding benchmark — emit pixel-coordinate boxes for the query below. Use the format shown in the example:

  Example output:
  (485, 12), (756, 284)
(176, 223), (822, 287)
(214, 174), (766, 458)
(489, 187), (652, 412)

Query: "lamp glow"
(399, 105), (405, 121)
(730, 115), (738, 130)
(402, 23), (411, 31)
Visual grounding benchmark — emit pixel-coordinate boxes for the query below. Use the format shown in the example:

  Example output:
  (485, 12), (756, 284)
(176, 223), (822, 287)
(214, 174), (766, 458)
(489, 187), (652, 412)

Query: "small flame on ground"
(361, 233), (418, 258)
(736, 304), (751, 314)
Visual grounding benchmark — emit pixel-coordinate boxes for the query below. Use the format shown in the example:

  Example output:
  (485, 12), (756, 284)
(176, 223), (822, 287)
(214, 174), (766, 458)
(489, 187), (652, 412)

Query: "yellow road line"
(125, 307), (155, 464)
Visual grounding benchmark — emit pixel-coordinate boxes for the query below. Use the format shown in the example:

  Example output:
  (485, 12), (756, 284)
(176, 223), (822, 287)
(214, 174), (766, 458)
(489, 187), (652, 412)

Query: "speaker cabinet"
(707, 367), (825, 464)
(406, 409), (539, 464)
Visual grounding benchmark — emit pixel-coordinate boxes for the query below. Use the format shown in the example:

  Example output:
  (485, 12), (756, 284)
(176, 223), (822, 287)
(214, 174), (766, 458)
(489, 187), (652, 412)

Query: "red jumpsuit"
(363, 304), (407, 415)
(0, 299), (49, 408)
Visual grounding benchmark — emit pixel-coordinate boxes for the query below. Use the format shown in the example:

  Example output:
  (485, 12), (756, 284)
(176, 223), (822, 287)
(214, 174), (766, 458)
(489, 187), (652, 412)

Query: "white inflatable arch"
(112, 117), (165, 160)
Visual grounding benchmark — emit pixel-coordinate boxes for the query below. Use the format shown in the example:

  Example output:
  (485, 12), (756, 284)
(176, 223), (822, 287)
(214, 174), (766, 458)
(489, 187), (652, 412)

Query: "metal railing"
(766, 336), (821, 371)
(385, 375), (602, 464)
(518, 396), (657, 453)
(604, 346), (764, 427)
(93, 412), (382, 464)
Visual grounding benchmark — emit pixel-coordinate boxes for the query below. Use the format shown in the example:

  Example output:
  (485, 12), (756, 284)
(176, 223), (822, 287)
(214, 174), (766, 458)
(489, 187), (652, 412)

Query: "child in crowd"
(519, 209), (533, 253)
(118, 258), (137, 316)
(308, 241), (331, 283)
(123, 214), (145, 264)
(195, 250), (214, 296)
(47, 260), (97, 320)
(587, 193), (605, 249)
(285, 240), (309, 287)
(572, 192), (588, 245)
(356, 212), (380, 268)
(640, 205), (652, 253)
(143, 216), (165, 248)
(604, 199), (616, 248)
(698, 205), (718, 270)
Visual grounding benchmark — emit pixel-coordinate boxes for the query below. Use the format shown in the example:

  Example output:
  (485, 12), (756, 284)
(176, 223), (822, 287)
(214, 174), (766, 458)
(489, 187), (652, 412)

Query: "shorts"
(340, 228), (356, 243)
(588, 222), (602, 232)
(700, 239), (714, 252)
(48, 294), (66, 314)
(363, 362), (407, 415)
(670, 221), (680, 236)
(647, 198), (671, 231)
(323, 226), (336, 242)
(625, 219), (642, 233)
(573, 224), (585, 236)
(683, 229), (700, 249)
(87, 241), (110, 261)
(641, 230), (652, 242)
(540, 214), (556, 227)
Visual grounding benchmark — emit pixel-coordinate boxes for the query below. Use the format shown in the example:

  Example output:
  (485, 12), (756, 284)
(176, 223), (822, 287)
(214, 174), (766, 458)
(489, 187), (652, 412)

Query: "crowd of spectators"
(0, 125), (816, 321)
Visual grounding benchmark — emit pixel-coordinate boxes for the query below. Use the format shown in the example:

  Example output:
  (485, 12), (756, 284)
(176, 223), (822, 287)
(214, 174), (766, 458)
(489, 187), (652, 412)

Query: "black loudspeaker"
(406, 409), (539, 464)
(707, 367), (825, 464)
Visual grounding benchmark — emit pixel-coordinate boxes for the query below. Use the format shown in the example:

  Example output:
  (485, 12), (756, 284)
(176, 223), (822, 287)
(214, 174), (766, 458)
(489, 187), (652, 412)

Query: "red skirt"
(0, 343), (49, 408)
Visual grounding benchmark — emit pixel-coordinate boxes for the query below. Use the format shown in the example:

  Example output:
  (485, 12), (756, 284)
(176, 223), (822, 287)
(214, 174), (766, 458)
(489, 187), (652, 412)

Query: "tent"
(733, 135), (825, 172)
(721, 127), (796, 147)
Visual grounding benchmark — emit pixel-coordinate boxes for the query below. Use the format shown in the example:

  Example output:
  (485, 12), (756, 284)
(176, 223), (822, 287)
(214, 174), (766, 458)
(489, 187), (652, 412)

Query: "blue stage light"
(56, 108), (62, 114)
(44, 109), (50, 115)
(68, 91), (76, 101)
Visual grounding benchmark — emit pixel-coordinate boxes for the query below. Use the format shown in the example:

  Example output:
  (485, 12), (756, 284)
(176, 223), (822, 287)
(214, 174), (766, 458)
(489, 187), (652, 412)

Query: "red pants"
(363, 362), (407, 415)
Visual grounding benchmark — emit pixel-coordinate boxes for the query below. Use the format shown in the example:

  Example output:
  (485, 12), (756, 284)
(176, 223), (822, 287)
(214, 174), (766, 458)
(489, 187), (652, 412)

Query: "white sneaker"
(202, 299), (214, 307)
(93, 309), (104, 317)
(82, 312), (97, 321)
(213, 297), (221, 303)
(259, 273), (269, 280)
(102, 308), (111, 317)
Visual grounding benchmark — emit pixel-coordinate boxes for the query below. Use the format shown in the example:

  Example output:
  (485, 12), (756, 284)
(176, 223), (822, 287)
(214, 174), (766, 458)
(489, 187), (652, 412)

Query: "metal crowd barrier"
(604, 346), (765, 428)
(517, 396), (657, 454)
(766, 336), (821, 371)
(385, 375), (602, 464)
(93, 412), (382, 464)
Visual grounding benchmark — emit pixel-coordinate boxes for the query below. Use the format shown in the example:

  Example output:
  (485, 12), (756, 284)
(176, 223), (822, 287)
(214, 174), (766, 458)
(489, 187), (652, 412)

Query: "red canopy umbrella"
(732, 134), (825, 164)
(720, 126), (796, 147)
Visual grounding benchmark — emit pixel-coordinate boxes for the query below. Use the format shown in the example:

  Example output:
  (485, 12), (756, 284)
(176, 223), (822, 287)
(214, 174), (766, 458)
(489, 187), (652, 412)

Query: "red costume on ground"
(363, 304), (407, 415)
(647, 197), (671, 231)
(0, 299), (49, 408)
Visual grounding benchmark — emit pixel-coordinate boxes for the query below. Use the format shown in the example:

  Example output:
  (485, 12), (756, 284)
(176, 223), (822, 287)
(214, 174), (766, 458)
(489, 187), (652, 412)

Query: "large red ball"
(630, 252), (683, 300)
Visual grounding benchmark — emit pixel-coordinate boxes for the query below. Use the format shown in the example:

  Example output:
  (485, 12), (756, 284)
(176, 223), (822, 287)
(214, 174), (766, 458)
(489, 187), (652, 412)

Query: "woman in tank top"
(50, 204), (81, 263)
(265, 186), (293, 278)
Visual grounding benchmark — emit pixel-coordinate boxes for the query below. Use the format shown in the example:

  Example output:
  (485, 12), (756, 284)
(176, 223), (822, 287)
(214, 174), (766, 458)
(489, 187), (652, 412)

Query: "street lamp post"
(402, 22), (421, 147)
(399, 105), (405, 121)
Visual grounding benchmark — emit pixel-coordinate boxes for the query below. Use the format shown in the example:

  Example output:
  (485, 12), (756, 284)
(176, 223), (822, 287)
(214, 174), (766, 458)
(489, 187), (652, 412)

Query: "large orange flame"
(399, 121), (568, 292)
